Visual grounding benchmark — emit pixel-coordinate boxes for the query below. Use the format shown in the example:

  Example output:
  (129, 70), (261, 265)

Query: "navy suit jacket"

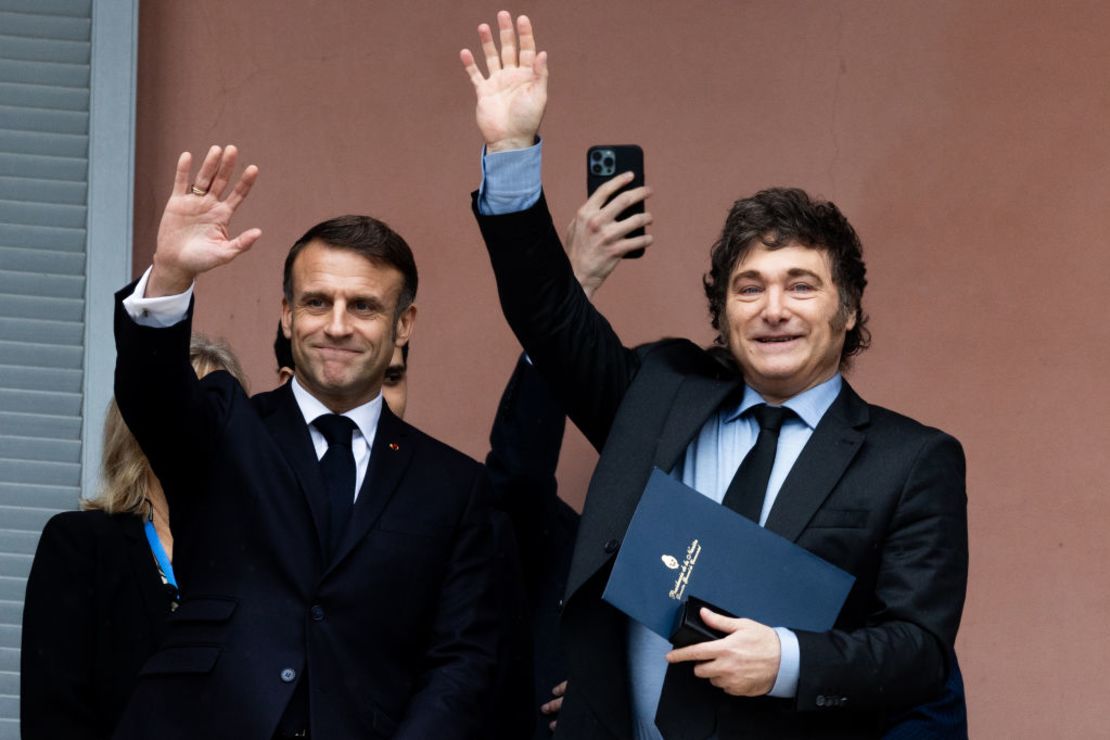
(474, 195), (968, 739)
(111, 284), (497, 740)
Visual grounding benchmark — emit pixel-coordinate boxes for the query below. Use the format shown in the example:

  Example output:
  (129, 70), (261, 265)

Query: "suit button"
(310, 604), (325, 621)
(604, 538), (620, 554)
(556, 599), (564, 612)
(816, 695), (826, 707)
(280, 668), (297, 683)
(840, 697), (848, 707)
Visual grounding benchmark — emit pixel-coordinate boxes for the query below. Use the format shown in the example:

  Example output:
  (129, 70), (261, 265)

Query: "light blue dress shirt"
(478, 145), (843, 738)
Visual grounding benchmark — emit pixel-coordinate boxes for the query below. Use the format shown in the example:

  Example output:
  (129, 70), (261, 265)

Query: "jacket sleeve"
(794, 432), (968, 713)
(112, 281), (230, 511)
(473, 193), (640, 452)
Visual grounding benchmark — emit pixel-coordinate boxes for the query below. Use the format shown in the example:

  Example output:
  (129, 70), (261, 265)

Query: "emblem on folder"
(666, 539), (702, 601)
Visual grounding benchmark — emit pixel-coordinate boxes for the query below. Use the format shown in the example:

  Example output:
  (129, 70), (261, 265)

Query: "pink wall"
(134, 2), (1110, 735)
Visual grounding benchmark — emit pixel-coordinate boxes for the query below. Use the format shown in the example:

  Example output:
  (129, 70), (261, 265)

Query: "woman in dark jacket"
(20, 336), (245, 739)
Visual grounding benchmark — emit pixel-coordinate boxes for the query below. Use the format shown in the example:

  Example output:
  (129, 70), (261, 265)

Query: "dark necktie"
(656, 404), (796, 740)
(721, 404), (795, 522)
(313, 414), (357, 557)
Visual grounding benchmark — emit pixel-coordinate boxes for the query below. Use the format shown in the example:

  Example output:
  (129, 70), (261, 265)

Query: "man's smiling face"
(723, 241), (855, 404)
(281, 240), (414, 413)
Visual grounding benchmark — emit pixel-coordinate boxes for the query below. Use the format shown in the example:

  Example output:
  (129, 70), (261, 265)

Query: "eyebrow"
(298, 291), (387, 311)
(732, 267), (825, 284)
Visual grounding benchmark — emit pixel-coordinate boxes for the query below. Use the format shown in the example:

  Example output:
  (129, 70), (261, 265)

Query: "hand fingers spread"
(224, 164), (259, 211)
(478, 23), (501, 74)
(517, 15), (536, 67)
(498, 11), (517, 68)
(172, 151), (192, 196)
(209, 144), (239, 200)
(552, 680), (567, 697)
(459, 49), (485, 85)
(193, 145), (222, 191)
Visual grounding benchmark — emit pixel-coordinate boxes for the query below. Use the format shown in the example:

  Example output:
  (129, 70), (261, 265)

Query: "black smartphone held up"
(586, 145), (646, 259)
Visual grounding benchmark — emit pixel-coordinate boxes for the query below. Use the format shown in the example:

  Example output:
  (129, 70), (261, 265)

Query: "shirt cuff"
(121, 266), (193, 328)
(768, 627), (800, 698)
(477, 139), (543, 215)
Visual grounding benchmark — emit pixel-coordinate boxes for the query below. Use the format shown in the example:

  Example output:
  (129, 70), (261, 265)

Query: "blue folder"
(602, 468), (855, 640)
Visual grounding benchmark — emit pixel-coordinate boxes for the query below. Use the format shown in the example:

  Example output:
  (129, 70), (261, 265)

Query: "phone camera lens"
(603, 156), (615, 168)
(591, 151), (603, 161)
(591, 164), (602, 174)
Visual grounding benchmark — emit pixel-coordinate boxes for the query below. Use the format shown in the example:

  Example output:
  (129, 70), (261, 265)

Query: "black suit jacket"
(21, 511), (173, 740)
(110, 285), (497, 740)
(486, 355), (579, 739)
(474, 195), (969, 739)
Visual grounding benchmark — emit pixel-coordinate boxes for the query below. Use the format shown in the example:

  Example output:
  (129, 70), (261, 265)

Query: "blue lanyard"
(143, 518), (178, 590)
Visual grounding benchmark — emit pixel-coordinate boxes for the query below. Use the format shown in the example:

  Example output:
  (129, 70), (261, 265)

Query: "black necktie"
(313, 414), (357, 556)
(656, 404), (796, 740)
(721, 404), (795, 522)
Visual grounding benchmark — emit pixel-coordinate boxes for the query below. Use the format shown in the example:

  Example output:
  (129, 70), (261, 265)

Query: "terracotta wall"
(133, 2), (1110, 736)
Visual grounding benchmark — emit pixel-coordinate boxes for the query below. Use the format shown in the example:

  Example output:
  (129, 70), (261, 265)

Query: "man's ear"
(844, 307), (858, 333)
(394, 304), (417, 348)
(281, 298), (292, 339)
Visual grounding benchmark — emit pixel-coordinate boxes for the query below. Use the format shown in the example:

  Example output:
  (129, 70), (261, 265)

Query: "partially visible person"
(484, 173), (651, 737)
(274, 321), (408, 417)
(20, 336), (246, 740)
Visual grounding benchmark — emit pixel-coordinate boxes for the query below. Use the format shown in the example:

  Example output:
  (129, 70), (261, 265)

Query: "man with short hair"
(113, 145), (496, 739)
(460, 13), (967, 739)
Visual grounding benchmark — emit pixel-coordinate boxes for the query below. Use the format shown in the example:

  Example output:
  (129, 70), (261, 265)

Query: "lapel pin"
(388, 442), (400, 451)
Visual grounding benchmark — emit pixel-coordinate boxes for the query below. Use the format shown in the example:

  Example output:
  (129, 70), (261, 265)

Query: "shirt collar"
(289, 376), (383, 441)
(725, 373), (843, 431)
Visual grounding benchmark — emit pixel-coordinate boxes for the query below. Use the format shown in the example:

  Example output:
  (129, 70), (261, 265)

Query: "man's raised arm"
(460, 12), (653, 450)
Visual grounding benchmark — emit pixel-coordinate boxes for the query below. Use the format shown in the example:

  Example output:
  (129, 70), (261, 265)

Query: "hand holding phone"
(586, 145), (648, 259)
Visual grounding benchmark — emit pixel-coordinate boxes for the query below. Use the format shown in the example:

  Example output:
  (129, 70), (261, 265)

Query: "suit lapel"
(763, 382), (869, 541)
(652, 374), (740, 473)
(327, 403), (413, 573)
(262, 382), (329, 559)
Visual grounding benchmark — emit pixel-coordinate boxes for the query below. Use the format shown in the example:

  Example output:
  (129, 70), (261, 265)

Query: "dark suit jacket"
(486, 355), (579, 739)
(21, 510), (174, 740)
(110, 285), (497, 740)
(474, 195), (969, 739)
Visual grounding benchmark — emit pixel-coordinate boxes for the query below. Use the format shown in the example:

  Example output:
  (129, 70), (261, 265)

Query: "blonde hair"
(83, 335), (247, 515)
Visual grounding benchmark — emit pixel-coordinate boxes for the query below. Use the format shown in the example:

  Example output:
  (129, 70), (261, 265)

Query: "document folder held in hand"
(602, 468), (855, 641)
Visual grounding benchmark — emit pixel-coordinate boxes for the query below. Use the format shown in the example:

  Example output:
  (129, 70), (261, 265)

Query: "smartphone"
(586, 145), (646, 258)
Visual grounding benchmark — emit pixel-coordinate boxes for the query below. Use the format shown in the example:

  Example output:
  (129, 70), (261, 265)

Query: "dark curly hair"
(703, 187), (870, 368)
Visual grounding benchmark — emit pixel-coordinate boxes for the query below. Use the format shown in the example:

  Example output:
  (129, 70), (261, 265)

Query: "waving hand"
(149, 145), (261, 297)
(459, 11), (548, 152)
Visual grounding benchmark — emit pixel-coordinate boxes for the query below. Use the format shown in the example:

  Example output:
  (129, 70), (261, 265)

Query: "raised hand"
(459, 11), (548, 152)
(565, 173), (654, 299)
(148, 145), (261, 297)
